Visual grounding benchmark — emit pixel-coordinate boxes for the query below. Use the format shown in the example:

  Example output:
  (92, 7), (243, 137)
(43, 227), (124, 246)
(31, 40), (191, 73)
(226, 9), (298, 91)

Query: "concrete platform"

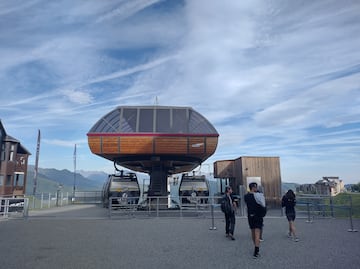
(0, 205), (359, 269)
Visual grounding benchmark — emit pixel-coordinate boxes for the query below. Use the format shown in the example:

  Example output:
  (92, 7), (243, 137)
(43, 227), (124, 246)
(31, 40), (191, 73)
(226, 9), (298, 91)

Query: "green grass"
(331, 193), (360, 218)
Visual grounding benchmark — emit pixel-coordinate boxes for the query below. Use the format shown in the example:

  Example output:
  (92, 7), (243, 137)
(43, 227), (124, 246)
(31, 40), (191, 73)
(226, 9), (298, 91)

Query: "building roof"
(0, 120), (31, 155)
(88, 106), (218, 135)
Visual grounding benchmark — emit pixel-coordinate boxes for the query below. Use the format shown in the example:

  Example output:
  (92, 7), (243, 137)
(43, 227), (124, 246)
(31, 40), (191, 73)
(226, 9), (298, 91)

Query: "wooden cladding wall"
(205, 137), (218, 155)
(188, 137), (205, 154)
(154, 137), (188, 154)
(213, 156), (282, 206)
(120, 137), (153, 154)
(236, 157), (281, 206)
(102, 137), (119, 154)
(88, 135), (218, 158)
(214, 160), (235, 178)
(88, 136), (101, 153)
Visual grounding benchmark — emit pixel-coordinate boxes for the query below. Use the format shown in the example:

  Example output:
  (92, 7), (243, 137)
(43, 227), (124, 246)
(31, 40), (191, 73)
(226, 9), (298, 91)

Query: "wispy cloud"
(1, 0), (359, 183)
(95, 0), (161, 24)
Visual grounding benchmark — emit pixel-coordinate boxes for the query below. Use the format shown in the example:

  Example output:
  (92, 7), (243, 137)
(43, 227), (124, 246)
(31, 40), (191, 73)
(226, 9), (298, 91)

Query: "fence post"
(48, 193), (51, 208)
(23, 198), (29, 219)
(330, 195), (334, 218)
(5, 199), (9, 218)
(306, 202), (313, 223)
(179, 196), (183, 218)
(31, 195), (35, 209)
(109, 197), (112, 219)
(209, 202), (217, 230)
(156, 197), (159, 218)
(347, 195), (358, 232)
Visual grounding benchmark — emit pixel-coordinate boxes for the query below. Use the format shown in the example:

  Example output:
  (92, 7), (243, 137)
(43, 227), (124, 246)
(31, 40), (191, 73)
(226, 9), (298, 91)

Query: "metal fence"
(0, 197), (29, 219)
(73, 191), (102, 204)
(2, 192), (358, 230)
(295, 194), (358, 232)
(26, 192), (71, 210)
(24, 191), (102, 210)
(108, 195), (226, 219)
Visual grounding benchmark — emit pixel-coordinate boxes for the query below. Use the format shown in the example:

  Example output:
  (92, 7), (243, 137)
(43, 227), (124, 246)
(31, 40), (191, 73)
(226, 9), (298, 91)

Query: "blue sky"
(0, 0), (359, 184)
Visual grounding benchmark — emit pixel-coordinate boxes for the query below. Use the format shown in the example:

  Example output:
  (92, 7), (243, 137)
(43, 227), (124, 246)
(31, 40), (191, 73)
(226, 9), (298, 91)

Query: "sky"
(0, 0), (359, 184)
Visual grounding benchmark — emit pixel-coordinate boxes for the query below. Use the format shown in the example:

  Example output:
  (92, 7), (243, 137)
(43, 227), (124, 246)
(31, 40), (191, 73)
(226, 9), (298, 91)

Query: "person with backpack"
(244, 182), (266, 258)
(221, 186), (236, 240)
(282, 189), (299, 242)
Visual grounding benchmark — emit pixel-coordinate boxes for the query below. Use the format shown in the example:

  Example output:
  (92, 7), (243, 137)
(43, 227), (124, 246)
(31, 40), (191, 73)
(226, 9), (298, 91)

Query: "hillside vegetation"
(26, 166), (106, 194)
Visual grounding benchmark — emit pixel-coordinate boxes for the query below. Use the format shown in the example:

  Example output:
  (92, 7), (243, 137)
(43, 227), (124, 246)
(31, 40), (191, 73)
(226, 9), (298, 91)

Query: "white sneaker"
(294, 237), (299, 242)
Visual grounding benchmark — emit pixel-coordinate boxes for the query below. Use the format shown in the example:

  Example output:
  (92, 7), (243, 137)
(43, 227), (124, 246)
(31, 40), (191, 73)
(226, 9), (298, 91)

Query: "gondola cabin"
(102, 171), (140, 208)
(179, 173), (209, 204)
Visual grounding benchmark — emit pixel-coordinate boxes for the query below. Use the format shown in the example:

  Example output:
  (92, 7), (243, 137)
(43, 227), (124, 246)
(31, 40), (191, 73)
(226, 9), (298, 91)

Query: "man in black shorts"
(244, 182), (263, 258)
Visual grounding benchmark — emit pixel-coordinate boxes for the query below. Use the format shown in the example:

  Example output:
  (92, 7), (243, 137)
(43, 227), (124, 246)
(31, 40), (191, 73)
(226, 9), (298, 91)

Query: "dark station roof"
(87, 106), (219, 174)
(88, 106), (218, 135)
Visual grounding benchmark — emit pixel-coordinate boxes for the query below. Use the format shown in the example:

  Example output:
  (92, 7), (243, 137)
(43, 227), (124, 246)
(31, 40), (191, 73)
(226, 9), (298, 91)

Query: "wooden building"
(214, 156), (282, 206)
(0, 120), (31, 197)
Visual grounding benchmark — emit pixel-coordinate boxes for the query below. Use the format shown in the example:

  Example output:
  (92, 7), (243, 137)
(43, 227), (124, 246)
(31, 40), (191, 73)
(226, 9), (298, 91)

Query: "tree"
(351, 183), (360, 192)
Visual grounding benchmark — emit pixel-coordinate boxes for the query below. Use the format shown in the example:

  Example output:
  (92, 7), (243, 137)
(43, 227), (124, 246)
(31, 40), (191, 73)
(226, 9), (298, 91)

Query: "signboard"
(246, 177), (262, 191)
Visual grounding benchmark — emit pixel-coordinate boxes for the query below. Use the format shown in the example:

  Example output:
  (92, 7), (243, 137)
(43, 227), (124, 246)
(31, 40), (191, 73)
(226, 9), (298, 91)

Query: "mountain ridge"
(25, 166), (300, 195)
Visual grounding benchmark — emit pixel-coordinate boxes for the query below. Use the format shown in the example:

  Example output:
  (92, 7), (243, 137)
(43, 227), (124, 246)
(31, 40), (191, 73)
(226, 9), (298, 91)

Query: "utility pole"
(73, 144), (76, 202)
(33, 129), (40, 195)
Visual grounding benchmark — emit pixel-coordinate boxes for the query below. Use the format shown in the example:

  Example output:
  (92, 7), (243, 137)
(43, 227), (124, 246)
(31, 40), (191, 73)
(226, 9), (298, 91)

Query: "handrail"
(0, 197), (29, 219)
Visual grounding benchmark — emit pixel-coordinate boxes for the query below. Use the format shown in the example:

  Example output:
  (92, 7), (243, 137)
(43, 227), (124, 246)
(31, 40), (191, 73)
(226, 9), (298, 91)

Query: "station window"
(156, 109), (171, 133)
(172, 109), (188, 133)
(9, 144), (15, 161)
(6, 175), (12, 186)
(121, 108), (137, 132)
(0, 175), (4, 185)
(1, 143), (5, 161)
(14, 173), (25, 187)
(139, 109), (153, 132)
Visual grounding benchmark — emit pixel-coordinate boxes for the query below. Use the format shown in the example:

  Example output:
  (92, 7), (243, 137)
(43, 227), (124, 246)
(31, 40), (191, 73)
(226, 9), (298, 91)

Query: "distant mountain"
(78, 170), (108, 184)
(24, 166), (302, 196)
(26, 166), (106, 194)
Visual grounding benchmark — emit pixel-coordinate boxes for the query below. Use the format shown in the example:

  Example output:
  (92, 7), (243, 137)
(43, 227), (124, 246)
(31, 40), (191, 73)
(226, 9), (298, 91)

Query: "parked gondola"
(179, 173), (209, 204)
(102, 170), (140, 208)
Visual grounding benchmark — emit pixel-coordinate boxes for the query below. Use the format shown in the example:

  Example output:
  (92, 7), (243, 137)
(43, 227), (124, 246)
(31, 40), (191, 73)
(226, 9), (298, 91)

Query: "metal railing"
(0, 197), (29, 219)
(108, 195), (228, 219)
(26, 192), (71, 210)
(295, 194), (358, 232)
(25, 191), (102, 210)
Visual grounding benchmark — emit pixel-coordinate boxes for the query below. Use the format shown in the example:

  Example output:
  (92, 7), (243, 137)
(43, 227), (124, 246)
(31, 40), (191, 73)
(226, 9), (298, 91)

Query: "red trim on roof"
(87, 132), (219, 137)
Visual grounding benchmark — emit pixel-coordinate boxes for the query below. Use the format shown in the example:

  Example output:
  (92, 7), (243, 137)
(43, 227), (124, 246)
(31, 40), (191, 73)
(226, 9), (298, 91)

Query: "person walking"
(221, 186), (236, 240)
(244, 182), (265, 258)
(282, 189), (299, 242)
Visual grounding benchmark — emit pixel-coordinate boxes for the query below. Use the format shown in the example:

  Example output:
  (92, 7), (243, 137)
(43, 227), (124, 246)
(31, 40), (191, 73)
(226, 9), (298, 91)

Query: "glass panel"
(105, 109), (120, 132)
(156, 109), (171, 133)
(14, 174), (24, 187)
(139, 109), (153, 132)
(172, 108), (188, 133)
(1, 143), (5, 161)
(189, 110), (216, 134)
(121, 108), (138, 132)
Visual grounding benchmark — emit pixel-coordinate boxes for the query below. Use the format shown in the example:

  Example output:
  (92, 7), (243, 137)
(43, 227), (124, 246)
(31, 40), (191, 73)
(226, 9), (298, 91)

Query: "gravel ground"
(0, 205), (359, 269)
